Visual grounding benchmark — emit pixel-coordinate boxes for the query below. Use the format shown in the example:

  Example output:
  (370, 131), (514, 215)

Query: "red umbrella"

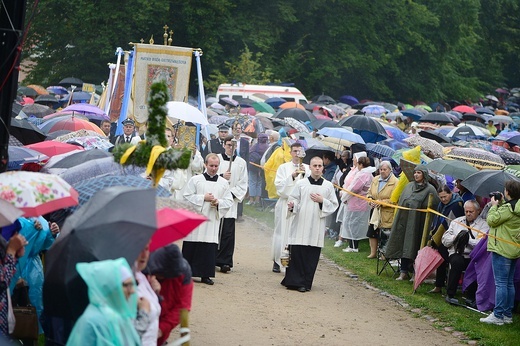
(25, 141), (84, 157)
(48, 117), (105, 136)
(413, 246), (444, 292)
(452, 105), (476, 114)
(150, 208), (207, 252)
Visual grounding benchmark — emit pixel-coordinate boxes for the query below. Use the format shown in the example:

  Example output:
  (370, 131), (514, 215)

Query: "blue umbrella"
(265, 97), (286, 109)
(70, 174), (170, 210)
(339, 95), (359, 106)
(7, 146), (48, 170)
(366, 143), (396, 159)
(400, 109), (423, 121)
(317, 127), (365, 144)
(60, 91), (92, 103)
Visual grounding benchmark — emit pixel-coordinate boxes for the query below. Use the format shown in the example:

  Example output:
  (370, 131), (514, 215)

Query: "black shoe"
(297, 287), (306, 293)
(272, 262), (281, 273)
(445, 296), (459, 305)
(220, 265), (231, 273)
(201, 277), (214, 285)
(463, 297), (477, 309)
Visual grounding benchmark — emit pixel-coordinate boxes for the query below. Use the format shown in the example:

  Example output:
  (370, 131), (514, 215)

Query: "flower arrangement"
(113, 81), (191, 186)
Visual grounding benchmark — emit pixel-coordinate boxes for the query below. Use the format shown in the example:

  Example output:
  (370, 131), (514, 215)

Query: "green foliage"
(113, 81), (191, 175)
(22, 0), (520, 102)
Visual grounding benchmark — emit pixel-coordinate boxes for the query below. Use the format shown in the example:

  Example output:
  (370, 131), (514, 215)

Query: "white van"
(216, 83), (308, 104)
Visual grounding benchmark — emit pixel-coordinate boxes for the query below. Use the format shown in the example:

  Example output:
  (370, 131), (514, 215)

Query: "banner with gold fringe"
(132, 44), (193, 123)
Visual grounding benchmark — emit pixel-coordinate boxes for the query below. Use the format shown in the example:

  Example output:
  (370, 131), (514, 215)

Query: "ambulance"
(216, 83), (308, 104)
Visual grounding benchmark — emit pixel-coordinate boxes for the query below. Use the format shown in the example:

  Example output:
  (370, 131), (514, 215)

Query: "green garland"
(113, 81), (191, 177)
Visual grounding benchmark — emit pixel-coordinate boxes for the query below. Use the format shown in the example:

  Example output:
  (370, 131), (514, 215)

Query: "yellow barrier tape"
(249, 161), (520, 248)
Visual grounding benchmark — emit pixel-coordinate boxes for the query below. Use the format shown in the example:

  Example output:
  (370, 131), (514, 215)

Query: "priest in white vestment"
(182, 153), (234, 285)
(215, 136), (248, 273)
(272, 142), (310, 273)
(281, 156), (339, 292)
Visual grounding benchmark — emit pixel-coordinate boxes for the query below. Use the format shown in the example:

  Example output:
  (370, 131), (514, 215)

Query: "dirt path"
(169, 216), (462, 346)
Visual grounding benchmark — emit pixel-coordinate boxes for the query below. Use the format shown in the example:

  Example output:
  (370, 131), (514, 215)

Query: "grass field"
(244, 204), (520, 346)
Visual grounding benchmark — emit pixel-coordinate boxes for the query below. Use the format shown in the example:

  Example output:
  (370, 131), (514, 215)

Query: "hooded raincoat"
(66, 258), (140, 346)
(385, 165), (439, 260)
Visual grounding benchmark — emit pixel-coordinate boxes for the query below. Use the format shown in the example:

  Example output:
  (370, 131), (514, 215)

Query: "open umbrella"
(252, 102), (275, 114)
(425, 159), (478, 180)
(150, 208), (208, 252)
(308, 119), (340, 130)
(265, 97), (286, 109)
(0, 200), (24, 230)
(25, 141), (84, 157)
(46, 86), (69, 95)
(445, 148), (505, 170)
(56, 104), (109, 121)
(311, 95), (336, 105)
(362, 104), (387, 116)
(366, 143), (396, 159)
(60, 91), (92, 103)
(403, 136), (445, 158)
(26, 84), (49, 95)
(71, 175), (170, 209)
(58, 157), (144, 185)
(43, 186), (157, 319)
(34, 94), (59, 106)
(58, 77), (84, 87)
(218, 97), (239, 108)
(21, 104), (54, 118)
(339, 95), (358, 106)
(9, 118), (47, 145)
(413, 246), (444, 292)
(279, 102), (305, 110)
(418, 129), (451, 143)
(447, 126), (488, 139)
(380, 122), (409, 142)
(418, 112), (453, 124)
(47, 117), (105, 136)
(0, 171), (78, 217)
(337, 115), (387, 143)
(317, 127), (365, 144)
(49, 149), (112, 169)
(399, 109), (423, 121)
(7, 146), (48, 170)
(461, 170), (520, 197)
(452, 105), (476, 114)
(18, 86), (38, 97)
(166, 101), (209, 125)
(273, 108), (316, 122)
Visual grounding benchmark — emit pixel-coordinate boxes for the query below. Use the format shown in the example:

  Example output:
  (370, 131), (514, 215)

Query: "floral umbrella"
(403, 135), (445, 158)
(445, 147), (505, 170)
(0, 171), (79, 217)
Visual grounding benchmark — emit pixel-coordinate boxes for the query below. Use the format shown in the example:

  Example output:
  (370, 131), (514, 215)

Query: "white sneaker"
(342, 247), (359, 253)
(334, 240), (344, 248)
(503, 316), (513, 324)
(480, 312), (504, 326)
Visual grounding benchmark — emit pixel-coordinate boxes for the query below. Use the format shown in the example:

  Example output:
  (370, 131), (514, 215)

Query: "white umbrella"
(166, 101), (209, 125)
(447, 125), (490, 137)
(0, 199), (24, 227)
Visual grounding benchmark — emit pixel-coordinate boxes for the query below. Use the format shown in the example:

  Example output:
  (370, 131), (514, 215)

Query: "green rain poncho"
(66, 258), (141, 346)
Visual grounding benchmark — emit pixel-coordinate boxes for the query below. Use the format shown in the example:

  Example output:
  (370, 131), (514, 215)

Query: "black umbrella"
(21, 104), (54, 118)
(50, 149), (112, 168)
(11, 101), (23, 117)
(505, 135), (520, 147)
(273, 108), (316, 122)
(309, 119), (340, 130)
(418, 129), (451, 143)
(17, 86), (38, 97)
(475, 107), (495, 115)
(43, 186), (157, 319)
(9, 118), (46, 144)
(337, 115), (387, 143)
(311, 95), (336, 105)
(418, 112), (453, 124)
(461, 170), (520, 197)
(425, 159), (478, 180)
(34, 94), (60, 105)
(463, 120), (486, 128)
(461, 113), (489, 122)
(58, 77), (84, 87)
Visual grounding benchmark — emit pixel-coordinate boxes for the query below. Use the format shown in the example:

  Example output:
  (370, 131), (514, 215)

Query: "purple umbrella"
(59, 104), (109, 121)
(339, 95), (359, 106)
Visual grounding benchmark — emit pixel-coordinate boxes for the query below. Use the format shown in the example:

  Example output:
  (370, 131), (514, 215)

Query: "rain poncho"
(66, 258), (140, 346)
(9, 217), (55, 331)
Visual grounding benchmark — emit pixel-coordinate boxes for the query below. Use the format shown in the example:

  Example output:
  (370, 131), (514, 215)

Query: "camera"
(489, 191), (502, 201)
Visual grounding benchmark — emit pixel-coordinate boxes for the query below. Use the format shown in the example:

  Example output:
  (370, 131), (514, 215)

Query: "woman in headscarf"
(385, 165), (439, 280)
(66, 258), (141, 346)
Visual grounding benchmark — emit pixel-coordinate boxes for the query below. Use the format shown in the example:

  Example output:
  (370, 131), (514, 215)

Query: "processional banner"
(132, 44), (193, 123)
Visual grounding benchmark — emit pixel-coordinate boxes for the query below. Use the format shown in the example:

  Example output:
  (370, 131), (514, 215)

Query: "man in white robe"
(282, 156), (339, 292)
(182, 154), (234, 285)
(272, 142), (310, 273)
(216, 135), (248, 272)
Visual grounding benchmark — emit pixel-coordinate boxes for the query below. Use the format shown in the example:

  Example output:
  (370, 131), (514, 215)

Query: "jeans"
(491, 252), (517, 318)
(248, 170), (263, 197)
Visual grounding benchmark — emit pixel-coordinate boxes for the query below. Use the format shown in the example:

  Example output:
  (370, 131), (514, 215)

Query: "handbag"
(11, 282), (39, 340)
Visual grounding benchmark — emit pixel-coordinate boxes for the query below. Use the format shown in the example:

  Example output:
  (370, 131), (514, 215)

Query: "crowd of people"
(3, 88), (520, 345)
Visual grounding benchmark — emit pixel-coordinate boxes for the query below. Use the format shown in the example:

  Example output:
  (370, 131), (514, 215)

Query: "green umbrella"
(505, 165), (520, 178)
(425, 159), (479, 180)
(252, 102), (275, 114)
